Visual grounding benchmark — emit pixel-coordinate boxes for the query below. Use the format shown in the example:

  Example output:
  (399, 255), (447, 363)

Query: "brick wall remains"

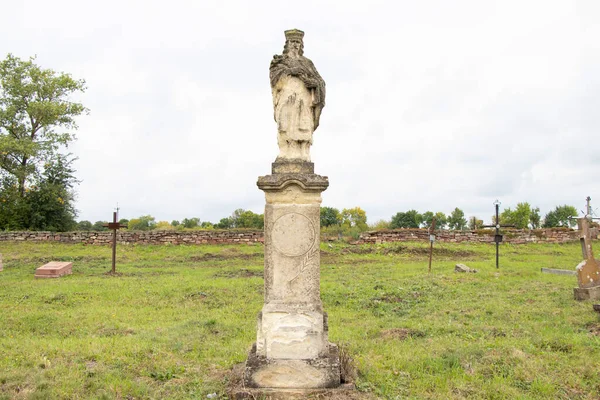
(357, 228), (587, 244)
(0, 227), (594, 246)
(0, 230), (264, 245)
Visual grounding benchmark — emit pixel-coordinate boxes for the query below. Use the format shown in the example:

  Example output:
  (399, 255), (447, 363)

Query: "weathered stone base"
(231, 383), (355, 399)
(35, 261), (73, 278)
(243, 343), (341, 389)
(574, 285), (600, 301)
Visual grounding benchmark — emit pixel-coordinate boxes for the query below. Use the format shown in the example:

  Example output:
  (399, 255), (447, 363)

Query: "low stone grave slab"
(35, 262), (72, 278)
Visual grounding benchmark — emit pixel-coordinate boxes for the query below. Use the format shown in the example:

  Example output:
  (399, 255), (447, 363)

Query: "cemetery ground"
(0, 240), (599, 399)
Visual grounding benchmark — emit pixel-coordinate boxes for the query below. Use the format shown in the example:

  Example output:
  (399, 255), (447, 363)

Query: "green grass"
(0, 240), (599, 399)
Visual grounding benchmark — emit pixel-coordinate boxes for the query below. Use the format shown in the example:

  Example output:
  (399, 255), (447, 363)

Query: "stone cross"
(103, 211), (127, 274)
(243, 29), (340, 391)
(574, 216), (600, 300)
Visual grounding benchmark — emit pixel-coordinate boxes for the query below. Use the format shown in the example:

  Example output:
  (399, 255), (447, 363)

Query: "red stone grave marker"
(35, 261), (73, 278)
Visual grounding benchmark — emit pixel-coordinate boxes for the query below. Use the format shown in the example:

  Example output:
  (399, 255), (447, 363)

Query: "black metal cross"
(103, 211), (127, 274)
(428, 217), (437, 273)
(482, 200), (515, 269)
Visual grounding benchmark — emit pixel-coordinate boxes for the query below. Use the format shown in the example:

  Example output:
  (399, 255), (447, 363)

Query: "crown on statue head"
(284, 29), (304, 41)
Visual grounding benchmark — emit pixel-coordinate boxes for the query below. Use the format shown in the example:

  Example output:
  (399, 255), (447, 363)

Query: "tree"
(0, 54), (87, 198)
(128, 215), (156, 231)
(182, 217), (200, 229)
(236, 210), (264, 229)
(390, 210), (422, 229)
(77, 220), (92, 230)
(543, 205), (578, 228)
(320, 207), (341, 227)
(447, 208), (467, 230)
(0, 154), (78, 231)
(171, 220), (180, 227)
(500, 202), (531, 229)
(341, 207), (367, 230)
(215, 217), (233, 229)
(92, 221), (108, 231)
(155, 221), (174, 230)
(468, 216), (483, 230)
(422, 211), (447, 229)
(529, 207), (541, 229)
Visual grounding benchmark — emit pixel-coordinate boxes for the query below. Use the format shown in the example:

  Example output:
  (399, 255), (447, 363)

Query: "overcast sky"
(2, 0), (599, 225)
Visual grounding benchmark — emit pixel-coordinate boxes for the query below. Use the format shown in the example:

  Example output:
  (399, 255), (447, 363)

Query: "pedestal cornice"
(257, 173), (329, 193)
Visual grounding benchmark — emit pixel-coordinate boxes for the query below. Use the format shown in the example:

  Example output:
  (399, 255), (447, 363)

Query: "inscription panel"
(272, 212), (315, 257)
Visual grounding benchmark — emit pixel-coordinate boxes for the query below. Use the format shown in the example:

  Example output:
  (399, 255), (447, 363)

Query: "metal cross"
(103, 211), (127, 274)
(481, 200), (515, 269)
(428, 217), (436, 273)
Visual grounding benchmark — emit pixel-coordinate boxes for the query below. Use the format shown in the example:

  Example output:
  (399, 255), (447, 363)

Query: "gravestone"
(573, 217), (600, 300)
(243, 29), (341, 389)
(35, 261), (73, 278)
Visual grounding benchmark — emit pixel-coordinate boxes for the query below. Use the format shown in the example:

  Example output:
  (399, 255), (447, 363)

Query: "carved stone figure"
(270, 29), (326, 162)
(241, 30), (340, 392)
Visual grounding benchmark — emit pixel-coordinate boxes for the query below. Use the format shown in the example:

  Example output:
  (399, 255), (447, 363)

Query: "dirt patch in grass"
(339, 245), (476, 258)
(96, 326), (135, 337)
(213, 269), (263, 279)
(189, 252), (260, 262)
(588, 323), (600, 336)
(380, 328), (426, 340)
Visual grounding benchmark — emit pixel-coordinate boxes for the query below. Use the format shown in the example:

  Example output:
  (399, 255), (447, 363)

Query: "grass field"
(0, 240), (599, 399)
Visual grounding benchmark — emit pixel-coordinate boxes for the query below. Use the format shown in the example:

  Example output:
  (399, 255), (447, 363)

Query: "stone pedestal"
(243, 164), (340, 389)
(35, 262), (73, 278)
(574, 286), (600, 301)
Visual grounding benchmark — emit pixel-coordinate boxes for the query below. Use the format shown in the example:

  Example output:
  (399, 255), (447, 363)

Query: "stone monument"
(243, 29), (340, 389)
(574, 217), (600, 300)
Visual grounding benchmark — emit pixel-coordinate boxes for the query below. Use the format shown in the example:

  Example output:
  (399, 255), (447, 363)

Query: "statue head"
(283, 29), (304, 57)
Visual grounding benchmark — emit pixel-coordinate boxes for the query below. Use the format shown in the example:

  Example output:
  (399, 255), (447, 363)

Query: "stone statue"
(270, 29), (326, 162)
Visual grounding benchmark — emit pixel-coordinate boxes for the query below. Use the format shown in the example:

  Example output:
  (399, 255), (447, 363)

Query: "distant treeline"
(73, 203), (586, 239)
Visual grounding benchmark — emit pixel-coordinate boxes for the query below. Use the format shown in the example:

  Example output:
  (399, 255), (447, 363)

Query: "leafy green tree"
(543, 205), (578, 228)
(215, 217), (233, 229)
(236, 210), (264, 229)
(369, 219), (391, 230)
(77, 220), (93, 230)
(341, 207), (367, 229)
(171, 220), (180, 227)
(447, 208), (467, 230)
(529, 207), (541, 229)
(92, 221), (108, 231)
(320, 207), (341, 227)
(422, 211), (447, 229)
(182, 217), (200, 229)
(155, 221), (174, 230)
(0, 154), (78, 231)
(433, 212), (447, 229)
(501, 202), (531, 229)
(390, 210), (422, 229)
(118, 218), (129, 227)
(0, 54), (87, 197)
(200, 221), (214, 229)
(468, 216), (483, 230)
(128, 215), (156, 231)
